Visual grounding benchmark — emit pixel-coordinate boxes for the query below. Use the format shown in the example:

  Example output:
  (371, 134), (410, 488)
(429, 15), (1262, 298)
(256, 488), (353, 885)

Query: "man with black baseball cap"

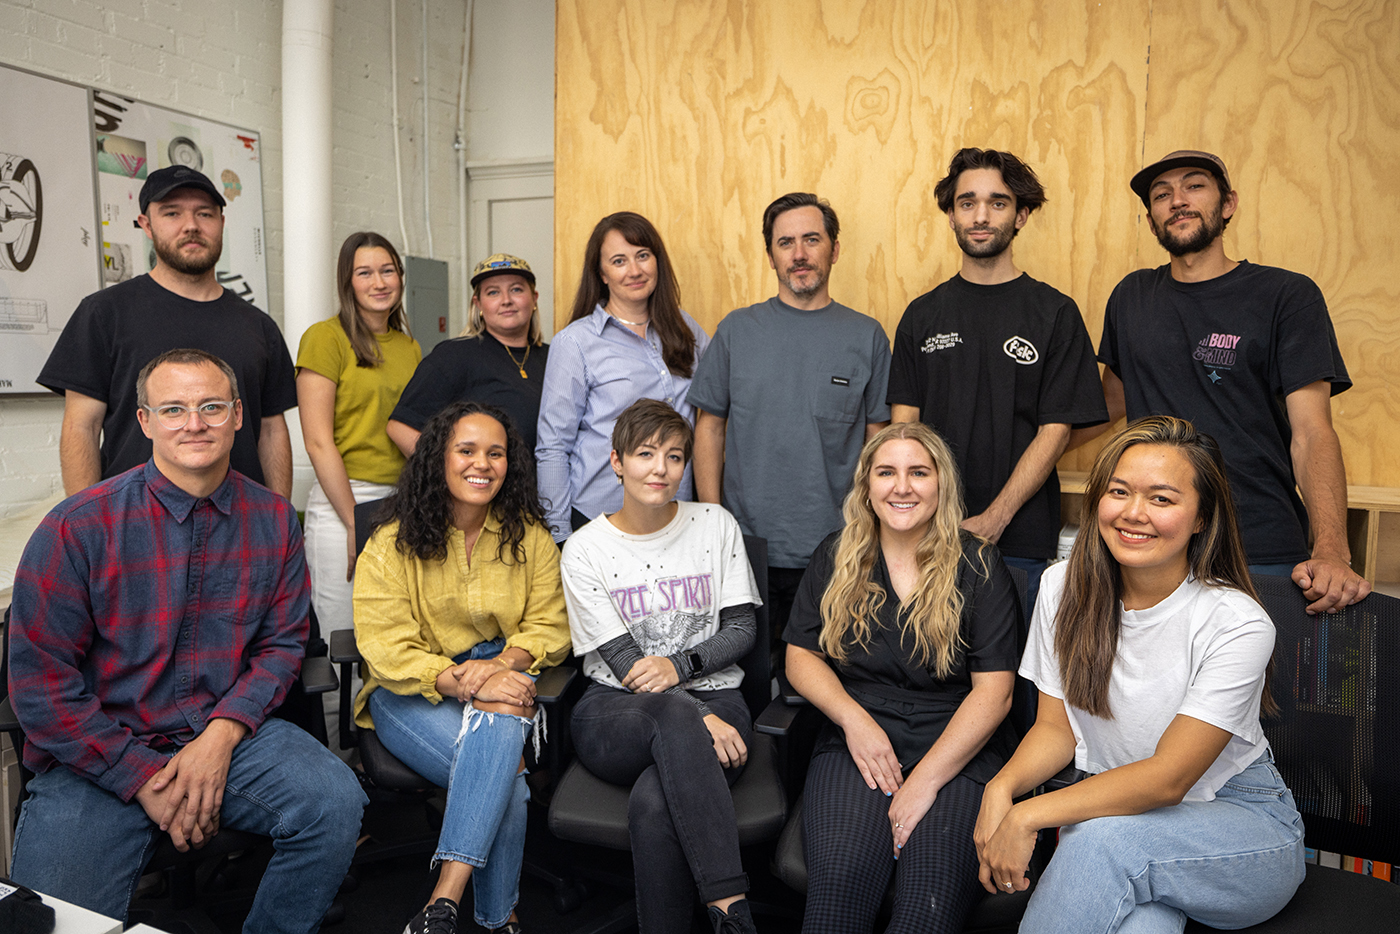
(39, 165), (296, 498)
(1091, 149), (1367, 613)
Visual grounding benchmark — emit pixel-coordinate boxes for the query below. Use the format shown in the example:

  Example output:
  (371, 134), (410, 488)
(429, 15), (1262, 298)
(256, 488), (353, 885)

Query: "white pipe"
(455, 0), (474, 325)
(281, 0), (334, 362)
(389, 0), (411, 253)
(421, 0), (434, 258)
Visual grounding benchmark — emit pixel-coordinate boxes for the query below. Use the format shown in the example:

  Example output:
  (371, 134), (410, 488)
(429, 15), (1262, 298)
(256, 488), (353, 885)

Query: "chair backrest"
(1003, 564), (1038, 738)
(354, 497), (393, 556)
(1253, 574), (1400, 864)
(737, 534), (772, 721)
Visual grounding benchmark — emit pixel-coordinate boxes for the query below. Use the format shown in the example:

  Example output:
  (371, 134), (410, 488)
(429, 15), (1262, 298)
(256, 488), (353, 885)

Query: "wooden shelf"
(1056, 472), (1400, 588)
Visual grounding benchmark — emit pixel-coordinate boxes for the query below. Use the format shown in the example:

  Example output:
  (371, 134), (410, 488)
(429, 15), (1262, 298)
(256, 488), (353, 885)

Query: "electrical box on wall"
(404, 256), (450, 356)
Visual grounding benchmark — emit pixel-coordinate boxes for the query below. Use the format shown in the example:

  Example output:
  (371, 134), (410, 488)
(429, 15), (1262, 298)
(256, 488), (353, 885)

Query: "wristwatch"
(684, 649), (703, 677)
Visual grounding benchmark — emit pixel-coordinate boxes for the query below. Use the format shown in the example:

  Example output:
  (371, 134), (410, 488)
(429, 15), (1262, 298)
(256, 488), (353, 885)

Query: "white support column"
(281, 0), (335, 502)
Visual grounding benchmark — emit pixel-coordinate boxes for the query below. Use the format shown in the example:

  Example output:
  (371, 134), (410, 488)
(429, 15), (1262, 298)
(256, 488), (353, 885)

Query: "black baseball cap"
(139, 165), (227, 214)
(1130, 150), (1232, 207)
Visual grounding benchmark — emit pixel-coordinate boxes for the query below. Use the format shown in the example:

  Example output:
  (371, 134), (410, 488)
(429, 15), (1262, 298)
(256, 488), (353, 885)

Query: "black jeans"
(571, 682), (752, 934)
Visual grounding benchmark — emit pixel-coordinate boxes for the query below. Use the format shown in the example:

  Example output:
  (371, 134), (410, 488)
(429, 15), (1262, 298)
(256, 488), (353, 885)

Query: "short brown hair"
(611, 399), (694, 465)
(136, 348), (239, 408)
(762, 193), (839, 255)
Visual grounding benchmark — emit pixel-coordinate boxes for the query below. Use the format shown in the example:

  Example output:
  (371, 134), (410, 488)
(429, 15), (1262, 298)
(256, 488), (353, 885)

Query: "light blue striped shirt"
(535, 304), (710, 540)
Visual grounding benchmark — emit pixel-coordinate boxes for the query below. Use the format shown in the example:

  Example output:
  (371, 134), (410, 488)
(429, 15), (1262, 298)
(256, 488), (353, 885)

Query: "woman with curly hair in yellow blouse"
(353, 401), (570, 934)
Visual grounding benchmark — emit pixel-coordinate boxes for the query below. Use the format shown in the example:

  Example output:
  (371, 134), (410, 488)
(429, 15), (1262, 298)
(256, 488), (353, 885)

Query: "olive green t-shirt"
(296, 317), (422, 485)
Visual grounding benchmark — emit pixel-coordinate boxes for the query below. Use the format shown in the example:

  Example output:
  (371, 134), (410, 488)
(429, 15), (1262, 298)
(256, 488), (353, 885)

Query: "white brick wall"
(0, 0), (553, 519)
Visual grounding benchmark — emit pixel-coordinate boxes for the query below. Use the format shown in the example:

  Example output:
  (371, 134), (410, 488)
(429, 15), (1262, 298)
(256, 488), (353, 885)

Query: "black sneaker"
(708, 899), (757, 934)
(403, 897), (458, 934)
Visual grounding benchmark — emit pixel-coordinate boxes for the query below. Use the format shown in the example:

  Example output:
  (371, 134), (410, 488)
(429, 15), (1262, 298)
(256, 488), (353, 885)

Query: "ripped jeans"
(367, 638), (535, 929)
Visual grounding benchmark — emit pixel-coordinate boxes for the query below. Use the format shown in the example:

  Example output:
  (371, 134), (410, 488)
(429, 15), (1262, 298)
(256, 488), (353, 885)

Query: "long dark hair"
(1056, 416), (1273, 718)
(336, 231), (410, 367)
(569, 212), (696, 377)
(381, 402), (545, 564)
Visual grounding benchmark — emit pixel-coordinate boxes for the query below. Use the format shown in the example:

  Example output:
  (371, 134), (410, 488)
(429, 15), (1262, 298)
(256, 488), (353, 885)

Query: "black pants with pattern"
(801, 749), (985, 934)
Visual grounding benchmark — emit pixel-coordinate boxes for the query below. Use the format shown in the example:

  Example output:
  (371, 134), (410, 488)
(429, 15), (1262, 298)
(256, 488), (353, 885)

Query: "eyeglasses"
(144, 401), (236, 429)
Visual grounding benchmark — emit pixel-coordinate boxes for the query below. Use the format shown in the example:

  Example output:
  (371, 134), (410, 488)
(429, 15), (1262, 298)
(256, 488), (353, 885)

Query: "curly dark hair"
(378, 401), (546, 564)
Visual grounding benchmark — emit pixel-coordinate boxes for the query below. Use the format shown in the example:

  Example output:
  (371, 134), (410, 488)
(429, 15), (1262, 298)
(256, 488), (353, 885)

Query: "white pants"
(303, 477), (396, 755)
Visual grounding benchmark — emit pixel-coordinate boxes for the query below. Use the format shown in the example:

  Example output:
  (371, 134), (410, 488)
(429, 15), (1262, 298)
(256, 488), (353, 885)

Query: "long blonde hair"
(819, 422), (977, 677)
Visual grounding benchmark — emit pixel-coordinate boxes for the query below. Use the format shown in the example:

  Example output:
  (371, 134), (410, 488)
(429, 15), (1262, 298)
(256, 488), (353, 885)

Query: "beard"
(782, 262), (830, 299)
(1152, 202), (1225, 257)
(152, 229), (222, 275)
(952, 219), (1016, 259)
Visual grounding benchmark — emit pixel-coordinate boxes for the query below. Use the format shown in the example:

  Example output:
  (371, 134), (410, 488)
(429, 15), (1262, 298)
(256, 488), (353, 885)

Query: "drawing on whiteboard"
(103, 241), (133, 284)
(96, 133), (149, 179)
(0, 153), (42, 272)
(0, 297), (49, 333)
(168, 136), (204, 171)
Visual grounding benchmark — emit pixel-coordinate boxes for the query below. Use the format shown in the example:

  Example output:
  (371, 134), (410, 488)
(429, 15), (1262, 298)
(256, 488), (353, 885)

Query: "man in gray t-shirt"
(688, 192), (891, 642)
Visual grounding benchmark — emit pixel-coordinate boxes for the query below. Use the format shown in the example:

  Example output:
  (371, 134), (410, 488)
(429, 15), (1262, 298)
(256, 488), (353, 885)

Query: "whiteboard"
(91, 92), (268, 311)
(0, 64), (102, 394)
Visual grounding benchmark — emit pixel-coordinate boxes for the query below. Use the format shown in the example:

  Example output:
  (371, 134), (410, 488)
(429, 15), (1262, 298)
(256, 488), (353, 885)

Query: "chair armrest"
(755, 696), (802, 736)
(301, 656), (338, 695)
(776, 670), (809, 706)
(0, 696), (17, 733)
(1042, 764), (1088, 792)
(535, 665), (576, 705)
(329, 628), (361, 664)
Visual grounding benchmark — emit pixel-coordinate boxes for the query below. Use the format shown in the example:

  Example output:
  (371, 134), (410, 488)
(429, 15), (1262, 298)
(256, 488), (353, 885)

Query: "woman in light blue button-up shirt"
(536, 212), (709, 541)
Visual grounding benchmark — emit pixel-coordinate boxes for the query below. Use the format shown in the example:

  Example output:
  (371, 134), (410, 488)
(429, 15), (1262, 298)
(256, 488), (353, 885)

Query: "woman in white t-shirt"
(974, 415), (1305, 932)
(560, 399), (762, 934)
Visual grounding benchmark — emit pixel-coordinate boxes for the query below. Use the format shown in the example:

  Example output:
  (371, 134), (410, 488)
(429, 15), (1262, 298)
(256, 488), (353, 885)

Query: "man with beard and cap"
(39, 165), (296, 498)
(887, 148), (1107, 611)
(1093, 149), (1367, 614)
(689, 192), (891, 646)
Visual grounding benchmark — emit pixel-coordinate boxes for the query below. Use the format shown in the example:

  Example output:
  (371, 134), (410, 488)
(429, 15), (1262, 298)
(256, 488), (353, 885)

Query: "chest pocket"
(813, 367), (866, 423)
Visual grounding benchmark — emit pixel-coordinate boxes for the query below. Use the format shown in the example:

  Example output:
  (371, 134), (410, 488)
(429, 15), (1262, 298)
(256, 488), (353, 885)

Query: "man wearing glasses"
(8, 348), (366, 933)
(38, 164), (297, 498)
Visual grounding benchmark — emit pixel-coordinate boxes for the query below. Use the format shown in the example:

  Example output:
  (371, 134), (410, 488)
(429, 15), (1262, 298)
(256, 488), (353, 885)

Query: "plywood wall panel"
(556, 0), (1397, 484)
(1141, 0), (1400, 486)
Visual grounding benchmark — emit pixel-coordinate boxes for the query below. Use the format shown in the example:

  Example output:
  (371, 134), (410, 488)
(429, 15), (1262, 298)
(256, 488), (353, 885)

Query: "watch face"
(688, 651), (703, 674)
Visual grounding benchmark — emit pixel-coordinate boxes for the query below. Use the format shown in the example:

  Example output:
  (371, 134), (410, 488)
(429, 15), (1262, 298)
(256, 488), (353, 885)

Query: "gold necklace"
(502, 340), (530, 378)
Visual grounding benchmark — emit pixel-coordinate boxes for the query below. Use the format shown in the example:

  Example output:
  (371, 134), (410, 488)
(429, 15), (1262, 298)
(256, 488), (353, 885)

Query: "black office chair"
(0, 604), (339, 933)
(767, 564), (1049, 933)
(1181, 575), (1400, 932)
(543, 534), (790, 934)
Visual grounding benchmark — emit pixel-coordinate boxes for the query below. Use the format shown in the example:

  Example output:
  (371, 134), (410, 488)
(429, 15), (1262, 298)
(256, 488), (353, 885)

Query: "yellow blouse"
(351, 513), (570, 728)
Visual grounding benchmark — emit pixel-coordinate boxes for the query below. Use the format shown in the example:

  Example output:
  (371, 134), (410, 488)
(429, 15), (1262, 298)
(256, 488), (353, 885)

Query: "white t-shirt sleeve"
(716, 510), (762, 612)
(560, 526), (630, 656)
(1177, 595), (1274, 740)
(1019, 560), (1066, 700)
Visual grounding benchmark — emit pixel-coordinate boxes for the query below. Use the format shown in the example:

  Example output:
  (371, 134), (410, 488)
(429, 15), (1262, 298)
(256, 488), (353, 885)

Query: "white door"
(467, 161), (555, 337)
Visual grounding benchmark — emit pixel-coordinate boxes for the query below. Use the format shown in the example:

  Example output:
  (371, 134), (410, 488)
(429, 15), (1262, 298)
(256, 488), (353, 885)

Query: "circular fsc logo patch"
(1003, 336), (1039, 365)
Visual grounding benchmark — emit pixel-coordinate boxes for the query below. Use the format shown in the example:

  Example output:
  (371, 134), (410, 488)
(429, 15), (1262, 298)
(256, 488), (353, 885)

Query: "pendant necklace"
(503, 341), (530, 379)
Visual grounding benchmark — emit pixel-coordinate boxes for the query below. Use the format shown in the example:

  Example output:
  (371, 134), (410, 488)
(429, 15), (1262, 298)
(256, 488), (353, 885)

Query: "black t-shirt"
(887, 274), (1107, 559)
(389, 332), (549, 451)
(37, 275), (297, 485)
(1099, 261), (1351, 564)
(783, 530), (1021, 783)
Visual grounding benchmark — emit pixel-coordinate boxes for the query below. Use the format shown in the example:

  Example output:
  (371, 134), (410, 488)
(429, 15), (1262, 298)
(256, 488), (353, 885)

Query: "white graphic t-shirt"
(561, 501), (761, 692)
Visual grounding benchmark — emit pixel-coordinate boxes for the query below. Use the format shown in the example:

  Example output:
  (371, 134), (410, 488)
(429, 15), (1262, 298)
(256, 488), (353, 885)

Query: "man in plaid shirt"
(8, 349), (365, 933)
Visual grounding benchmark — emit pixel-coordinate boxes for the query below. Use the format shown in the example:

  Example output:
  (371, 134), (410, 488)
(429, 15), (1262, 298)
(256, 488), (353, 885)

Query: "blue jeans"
(1002, 556), (1048, 619)
(10, 718), (366, 933)
(1020, 752), (1305, 933)
(366, 638), (534, 929)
